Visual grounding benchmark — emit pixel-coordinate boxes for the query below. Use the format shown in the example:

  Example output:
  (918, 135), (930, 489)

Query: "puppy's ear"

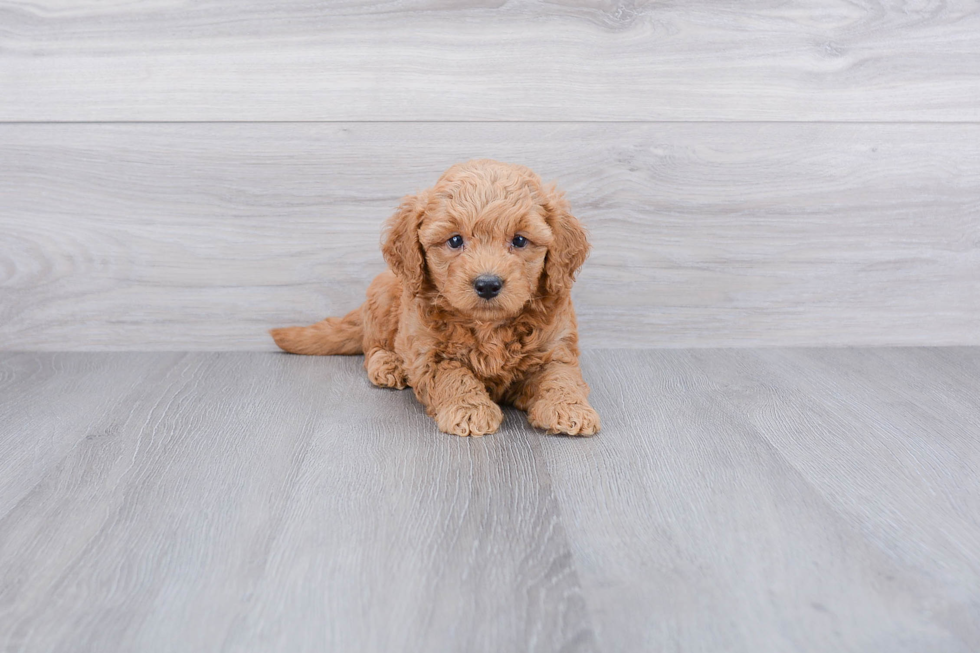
(382, 192), (429, 295)
(541, 185), (590, 296)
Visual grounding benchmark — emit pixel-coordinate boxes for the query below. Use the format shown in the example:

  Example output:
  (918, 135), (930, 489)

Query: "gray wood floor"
(2, 348), (978, 653)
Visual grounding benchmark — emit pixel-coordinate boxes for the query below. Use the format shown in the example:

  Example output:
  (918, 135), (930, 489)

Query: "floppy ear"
(382, 192), (429, 295)
(541, 185), (590, 296)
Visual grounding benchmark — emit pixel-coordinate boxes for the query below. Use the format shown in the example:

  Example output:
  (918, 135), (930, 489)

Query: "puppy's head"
(382, 159), (590, 320)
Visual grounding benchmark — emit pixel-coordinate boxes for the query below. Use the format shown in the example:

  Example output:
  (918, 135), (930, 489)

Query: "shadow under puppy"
(271, 159), (600, 437)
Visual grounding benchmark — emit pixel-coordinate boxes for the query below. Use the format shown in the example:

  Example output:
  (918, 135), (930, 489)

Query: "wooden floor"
(2, 348), (978, 652)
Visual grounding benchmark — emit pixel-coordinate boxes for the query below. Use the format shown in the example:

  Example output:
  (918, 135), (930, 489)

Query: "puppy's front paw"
(528, 400), (600, 436)
(366, 350), (407, 389)
(435, 401), (503, 437)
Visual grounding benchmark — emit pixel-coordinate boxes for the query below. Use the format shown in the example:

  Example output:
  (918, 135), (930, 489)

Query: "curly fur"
(271, 159), (600, 437)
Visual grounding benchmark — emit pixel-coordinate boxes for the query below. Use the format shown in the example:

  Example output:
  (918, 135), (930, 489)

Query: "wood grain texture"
(1, 349), (978, 652)
(1, 0), (979, 121)
(0, 352), (595, 653)
(0, 353), (183, 517)
(539, 348), (980, 652)
(1, 122), (978, 350)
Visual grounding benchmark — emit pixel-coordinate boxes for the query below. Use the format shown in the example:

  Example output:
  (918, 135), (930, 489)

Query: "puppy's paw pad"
(366, 350), (407, 389)
(436, 402), (503, 437)
(529, 401), (600, 436)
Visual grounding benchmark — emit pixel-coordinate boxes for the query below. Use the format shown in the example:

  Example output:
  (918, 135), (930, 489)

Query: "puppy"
(271, 159), (600, 437)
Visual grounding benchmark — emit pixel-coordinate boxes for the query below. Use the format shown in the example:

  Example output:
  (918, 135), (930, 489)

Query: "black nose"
(473, 274), (503, 299)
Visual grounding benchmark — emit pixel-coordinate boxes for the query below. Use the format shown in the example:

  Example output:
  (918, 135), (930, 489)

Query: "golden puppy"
(271, 159), (600, 437)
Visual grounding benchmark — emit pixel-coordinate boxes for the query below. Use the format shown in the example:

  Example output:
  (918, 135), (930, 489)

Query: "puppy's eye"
(447, 235), (464, 249)
(511, 235), (528, 248)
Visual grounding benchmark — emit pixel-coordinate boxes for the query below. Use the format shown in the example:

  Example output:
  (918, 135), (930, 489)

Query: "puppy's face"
(383, 160), (590, 321)
(418, 184), (553, 320)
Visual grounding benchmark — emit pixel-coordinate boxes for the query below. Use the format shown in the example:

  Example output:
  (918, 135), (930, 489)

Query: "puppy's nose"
(473, 274), (504, 300)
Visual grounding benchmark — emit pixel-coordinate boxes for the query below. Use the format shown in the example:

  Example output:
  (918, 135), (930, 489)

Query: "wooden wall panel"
(2, 123), (976, 350)
(1, 0), (979, 121)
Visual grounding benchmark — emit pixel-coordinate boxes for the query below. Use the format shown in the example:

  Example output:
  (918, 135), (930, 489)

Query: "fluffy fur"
(271, 159), (600, 437)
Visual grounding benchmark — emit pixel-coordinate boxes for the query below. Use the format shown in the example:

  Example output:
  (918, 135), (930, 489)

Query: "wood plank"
(0, 352), (184, 517)
(0, 352), (595, 653)
(1, 1), (979, 121)
(707, 347), (980, 645)
(539, 349), (980, 651)
(2, 122), (977, 349)
(3, 350), (978, 651)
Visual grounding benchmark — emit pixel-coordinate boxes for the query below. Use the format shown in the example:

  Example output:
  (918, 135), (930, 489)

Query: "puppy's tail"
(270, 307), (364, 355)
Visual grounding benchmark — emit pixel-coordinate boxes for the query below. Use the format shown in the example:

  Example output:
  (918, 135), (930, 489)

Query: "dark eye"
(512, 235), (528, 248)
(447, 235), (464, 249)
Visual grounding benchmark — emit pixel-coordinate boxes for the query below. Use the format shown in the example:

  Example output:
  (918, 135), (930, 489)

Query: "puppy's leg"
(414, 361), (502, 437)
(359, 271), (408, 389)
(513, 361), (600, 436)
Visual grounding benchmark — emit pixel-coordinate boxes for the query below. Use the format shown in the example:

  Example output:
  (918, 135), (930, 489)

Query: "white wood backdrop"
(1, 1), (978, 349)
(2, 0), (979, 121)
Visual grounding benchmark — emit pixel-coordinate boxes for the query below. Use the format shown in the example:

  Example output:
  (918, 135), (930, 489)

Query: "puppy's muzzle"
(473, 274), (504, 300)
